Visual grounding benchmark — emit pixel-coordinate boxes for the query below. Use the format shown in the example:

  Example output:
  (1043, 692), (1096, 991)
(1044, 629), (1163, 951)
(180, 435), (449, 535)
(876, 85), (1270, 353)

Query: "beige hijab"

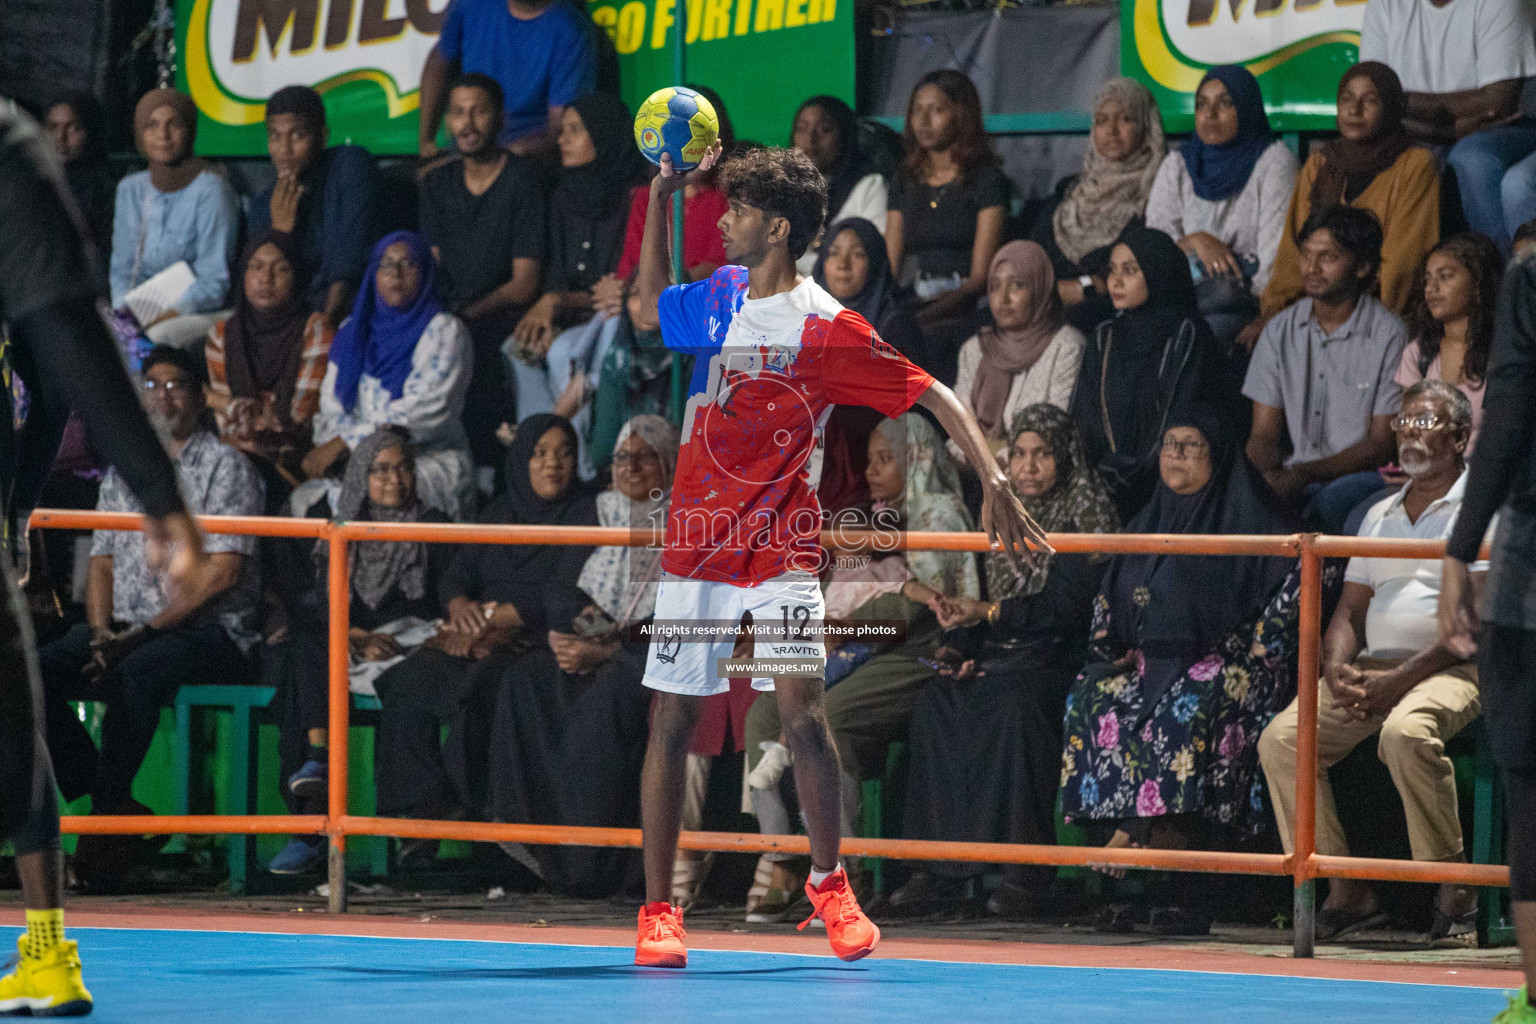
(972, 241), (1062, 436)
(1052, 77), (1165, 266)
(134, 88), (206, 193)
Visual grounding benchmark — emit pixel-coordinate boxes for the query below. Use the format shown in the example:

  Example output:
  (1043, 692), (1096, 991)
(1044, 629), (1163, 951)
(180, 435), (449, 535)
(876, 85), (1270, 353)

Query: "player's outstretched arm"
(914, 380), (1051, 570)
(632, 142), (724, 318)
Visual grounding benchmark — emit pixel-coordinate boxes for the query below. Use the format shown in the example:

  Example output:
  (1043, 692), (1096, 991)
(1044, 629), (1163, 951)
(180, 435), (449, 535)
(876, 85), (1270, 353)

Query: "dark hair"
(793, 95), (856, 162)
(142, 344), (205, 385)
(266, 85), (326, 134)
(901, 69), (997, 182)
(449, 72), (505, 113)
(717, 147), (828, 260)
(1404, 232), (1503, 387)
(1515, 218), (1536, 250)
(47, 90), (108, 163)
(1296, 205), (1384, 288)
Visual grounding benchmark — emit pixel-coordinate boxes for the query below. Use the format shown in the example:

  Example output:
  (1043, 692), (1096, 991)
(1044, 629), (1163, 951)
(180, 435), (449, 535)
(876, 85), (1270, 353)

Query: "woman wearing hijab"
(1060, 407), (1301, 935)
(1069, 226), (1216, 520)
(265, 428), (452, 875)
(485, 415), (678, 895)
(792, 96), (889, 275)
(1145, 66), (1298, 346)
(741, 413), (981, 918)
(45, 90), (116, 266)
(303, 231), (473, 519)
(889, 406), (1119, 918)
(951, 241), (1087, 462)
(109, 87), (239, 351)
(204, 232), (334, 495)
(1036, 77), (1166, 334)
(510, 93), (650, 481)
(372, 414), (598, 842)
(1259, 62), (1438, 325)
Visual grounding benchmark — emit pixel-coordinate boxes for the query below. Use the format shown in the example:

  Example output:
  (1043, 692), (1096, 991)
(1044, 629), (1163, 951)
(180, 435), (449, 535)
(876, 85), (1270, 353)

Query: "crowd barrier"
(27, 509), (1509, 958)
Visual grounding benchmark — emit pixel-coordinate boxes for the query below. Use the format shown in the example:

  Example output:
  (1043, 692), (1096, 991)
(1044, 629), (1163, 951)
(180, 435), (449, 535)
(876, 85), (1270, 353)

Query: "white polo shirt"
(1346, 469), (1490, 659)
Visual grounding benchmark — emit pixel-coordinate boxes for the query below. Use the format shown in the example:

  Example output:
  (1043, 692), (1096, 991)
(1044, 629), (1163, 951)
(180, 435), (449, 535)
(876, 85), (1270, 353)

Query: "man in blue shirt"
(417, 0), (596, 160)
(247, 86), (377, 330)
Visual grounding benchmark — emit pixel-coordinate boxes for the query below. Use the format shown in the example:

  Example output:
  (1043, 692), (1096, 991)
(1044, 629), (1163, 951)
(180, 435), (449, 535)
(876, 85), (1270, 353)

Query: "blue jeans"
(1446, 119), (1536, 254)
(1303, 471), (1389, 535)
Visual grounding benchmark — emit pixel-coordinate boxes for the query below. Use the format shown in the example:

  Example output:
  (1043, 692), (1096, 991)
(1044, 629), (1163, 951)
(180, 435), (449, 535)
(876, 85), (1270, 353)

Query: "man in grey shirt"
(1243, 205), (1406, 532)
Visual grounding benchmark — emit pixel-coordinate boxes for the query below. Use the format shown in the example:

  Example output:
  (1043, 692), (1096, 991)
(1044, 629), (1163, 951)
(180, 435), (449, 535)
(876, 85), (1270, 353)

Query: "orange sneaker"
(635, 902), (688, 968)
(798, 867), (880, 961)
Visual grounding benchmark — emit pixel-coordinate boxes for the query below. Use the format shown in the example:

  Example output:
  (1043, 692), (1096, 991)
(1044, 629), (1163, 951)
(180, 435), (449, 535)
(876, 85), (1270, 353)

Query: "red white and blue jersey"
(657, 266), (935, 585)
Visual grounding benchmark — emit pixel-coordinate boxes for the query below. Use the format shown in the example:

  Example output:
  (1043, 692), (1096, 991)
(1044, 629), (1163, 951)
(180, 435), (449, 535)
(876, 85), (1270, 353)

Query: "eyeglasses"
(1161, 439), (1209, 457)
(1391, 412), (1448, 431)
(141, 378), (194, 394)
(612, 451), (661, 468)
(377, 257), (420, 277)
(368, 462), (413, 478)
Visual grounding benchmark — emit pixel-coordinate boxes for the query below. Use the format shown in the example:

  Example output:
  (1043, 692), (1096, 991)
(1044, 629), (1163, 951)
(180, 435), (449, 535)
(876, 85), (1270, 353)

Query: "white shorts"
(641, 570), (826, 697)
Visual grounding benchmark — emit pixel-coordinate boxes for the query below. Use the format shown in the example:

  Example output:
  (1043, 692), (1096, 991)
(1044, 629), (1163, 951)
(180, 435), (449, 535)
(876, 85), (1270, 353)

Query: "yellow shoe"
(0, 936), (92, 1016)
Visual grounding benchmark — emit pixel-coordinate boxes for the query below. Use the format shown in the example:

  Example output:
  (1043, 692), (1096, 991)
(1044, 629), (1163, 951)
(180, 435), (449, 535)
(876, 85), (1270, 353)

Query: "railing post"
(326, 524), (351, 914)
(1293, 534), (1321, 958)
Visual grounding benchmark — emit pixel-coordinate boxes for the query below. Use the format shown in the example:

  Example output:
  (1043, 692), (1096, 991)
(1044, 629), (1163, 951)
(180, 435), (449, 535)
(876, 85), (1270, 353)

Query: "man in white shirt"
(1359, 0), (1536, 253)
(1259, 381), (1486, 943)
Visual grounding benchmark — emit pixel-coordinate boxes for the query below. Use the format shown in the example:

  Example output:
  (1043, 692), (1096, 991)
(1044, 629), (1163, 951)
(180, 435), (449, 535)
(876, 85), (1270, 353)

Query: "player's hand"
(143, 511), (220, 615)
(1438, 556), (1480, 659)
(653, 141), (723, 197)
(979, 475), (1051, 573)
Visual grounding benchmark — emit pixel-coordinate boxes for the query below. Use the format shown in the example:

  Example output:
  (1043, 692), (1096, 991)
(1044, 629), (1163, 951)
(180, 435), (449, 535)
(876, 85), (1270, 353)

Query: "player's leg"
(1504, 770), (1536, 1019)
(773, 678), (842, 872)
(0, 558), (91, 1016)
(1483, 624), (1536, 1022)
(640, 691), (704, 904)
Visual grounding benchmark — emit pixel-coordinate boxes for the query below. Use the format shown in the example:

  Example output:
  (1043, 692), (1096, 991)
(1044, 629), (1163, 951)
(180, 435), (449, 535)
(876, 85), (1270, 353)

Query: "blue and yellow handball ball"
(634, 86), (720, 171)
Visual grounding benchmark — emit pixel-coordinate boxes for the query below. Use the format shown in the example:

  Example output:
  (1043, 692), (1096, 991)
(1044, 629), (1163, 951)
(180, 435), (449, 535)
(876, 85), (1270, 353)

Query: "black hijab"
(1099, 405), (1295, 714)
(498, 413), (599, 528)
(795, 96), (874, 224)
(224, 231), (311, 424)
(554, 92), (648, 220)
(813, 217), (899, 331)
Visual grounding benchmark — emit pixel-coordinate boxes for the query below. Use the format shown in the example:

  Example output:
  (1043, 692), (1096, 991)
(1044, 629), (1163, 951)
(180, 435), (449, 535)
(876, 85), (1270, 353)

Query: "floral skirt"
(1059, 569), (1303, 836)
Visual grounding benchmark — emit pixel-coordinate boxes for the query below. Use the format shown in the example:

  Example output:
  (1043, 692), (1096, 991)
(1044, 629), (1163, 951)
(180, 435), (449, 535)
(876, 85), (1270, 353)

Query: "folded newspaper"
(122, 261), (194, 326)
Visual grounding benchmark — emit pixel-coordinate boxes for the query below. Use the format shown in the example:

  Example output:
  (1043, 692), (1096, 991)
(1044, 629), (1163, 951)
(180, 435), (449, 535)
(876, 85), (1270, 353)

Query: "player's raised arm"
(632, 142), (724, 318)
(915, 380), (1051, 569)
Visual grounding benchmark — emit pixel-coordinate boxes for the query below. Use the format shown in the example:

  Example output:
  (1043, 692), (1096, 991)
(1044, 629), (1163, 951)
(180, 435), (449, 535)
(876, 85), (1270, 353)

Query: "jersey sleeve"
(819, 310), (936, 418)
(657, 266), (740, 355)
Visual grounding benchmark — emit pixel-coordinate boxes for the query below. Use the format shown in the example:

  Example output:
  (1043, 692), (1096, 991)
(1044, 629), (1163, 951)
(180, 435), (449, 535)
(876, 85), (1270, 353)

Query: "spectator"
(417, 0), (596, 159)
(1059, 407), (1298, 936)
(1398, 233), (1504, 455)
(266, 428), (451, 876)
(1259, 63), (1438, 324)
(44, 90), (115, 267)
(1036, 77), (1166, 334)
(1260, 380), (1484, 944)
(419, 73), (546, 477)
(485, 415), (678, 895)
(1070, 225), (1214, 520)
(246, 86), (376, 331)
(509, 92), (647, 479)
(1145, 65), (1298, 346)
(301, 231), (473, 520)
(888, 405), (1119, 918)
(110, 88), (239, 351)
(204, 232), (333, 498)
(1245, 205), (1407, 533)
(1359, 0), (1536, 254)
(742, 413), (979, 917)
(951, 241), (1086, 462)
(373, 415), (596, 839)
(39, 346), (261, 877)
(1515, 217), (1536, 258)
(813, 217), (923, 361)
(886, 70), (1010, 384)
(792, 96), (888, 275)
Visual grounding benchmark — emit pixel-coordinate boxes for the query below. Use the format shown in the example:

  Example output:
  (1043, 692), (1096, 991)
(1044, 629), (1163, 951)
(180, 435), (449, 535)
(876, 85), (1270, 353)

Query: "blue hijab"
(330, 231), (442, 414)
(1180, 65), (1274, 202)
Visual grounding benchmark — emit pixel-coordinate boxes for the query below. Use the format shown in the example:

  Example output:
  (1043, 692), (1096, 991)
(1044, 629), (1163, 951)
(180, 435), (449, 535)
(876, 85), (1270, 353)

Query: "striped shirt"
(204, 312), (332, 455)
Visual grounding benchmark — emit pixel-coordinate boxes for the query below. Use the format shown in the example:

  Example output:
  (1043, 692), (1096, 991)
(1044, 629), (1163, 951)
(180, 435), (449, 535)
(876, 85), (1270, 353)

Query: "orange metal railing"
(27, 510), (1509, 958)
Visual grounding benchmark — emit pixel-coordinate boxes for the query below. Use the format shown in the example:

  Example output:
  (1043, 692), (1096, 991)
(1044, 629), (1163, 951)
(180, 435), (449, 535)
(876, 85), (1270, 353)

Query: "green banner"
(175, 0), (853, 156)
(1121, 0), (1363, 132)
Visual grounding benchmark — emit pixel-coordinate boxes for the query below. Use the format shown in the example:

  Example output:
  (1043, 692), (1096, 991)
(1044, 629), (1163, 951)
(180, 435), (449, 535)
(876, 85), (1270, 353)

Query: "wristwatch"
(1078, 275), (1095, 295)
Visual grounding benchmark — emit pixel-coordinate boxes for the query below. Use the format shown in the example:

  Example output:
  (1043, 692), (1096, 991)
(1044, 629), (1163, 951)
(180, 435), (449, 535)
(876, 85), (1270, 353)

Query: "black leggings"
(0, 552), (60, 856)
(1507, 770), (1536, 902)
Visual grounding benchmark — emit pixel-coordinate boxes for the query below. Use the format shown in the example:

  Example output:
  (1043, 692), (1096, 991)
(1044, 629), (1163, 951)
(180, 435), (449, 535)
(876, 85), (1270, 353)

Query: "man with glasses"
(36, 346), (263, 889)
(1260, 380), (1490, 944)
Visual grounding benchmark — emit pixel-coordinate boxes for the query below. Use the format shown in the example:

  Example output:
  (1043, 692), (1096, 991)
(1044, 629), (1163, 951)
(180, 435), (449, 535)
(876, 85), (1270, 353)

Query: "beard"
(1399, 443), (1434, 477)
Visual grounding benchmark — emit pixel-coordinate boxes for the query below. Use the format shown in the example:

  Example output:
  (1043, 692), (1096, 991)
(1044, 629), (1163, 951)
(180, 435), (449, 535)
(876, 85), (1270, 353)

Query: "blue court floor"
(1, 927), (1511, 1023)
